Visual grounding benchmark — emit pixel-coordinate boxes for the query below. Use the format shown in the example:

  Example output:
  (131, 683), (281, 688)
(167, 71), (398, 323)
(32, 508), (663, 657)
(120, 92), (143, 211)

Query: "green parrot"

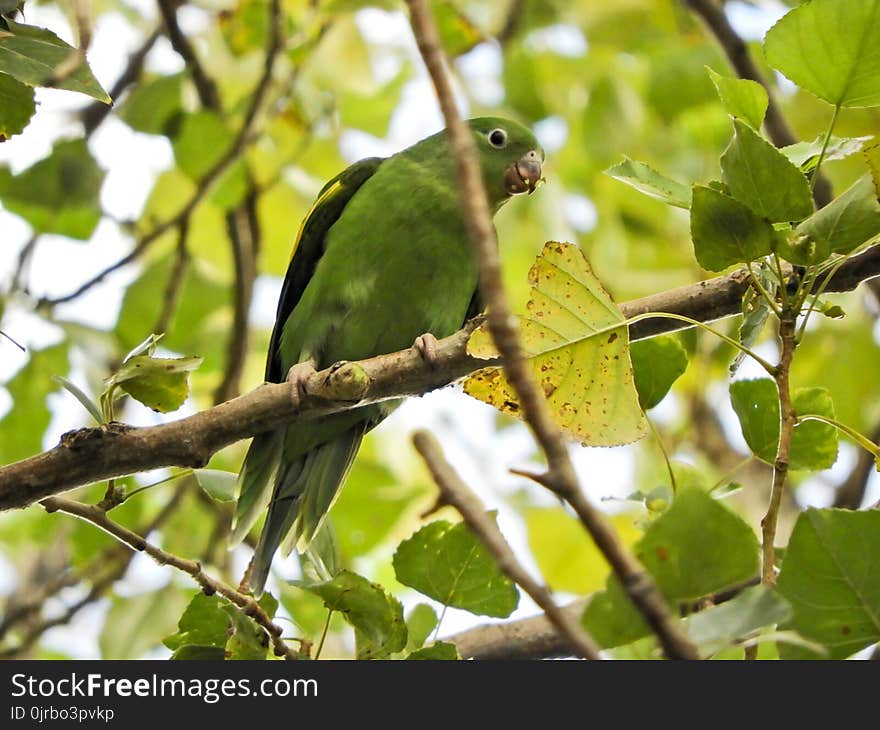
(233, 116), (544, 594)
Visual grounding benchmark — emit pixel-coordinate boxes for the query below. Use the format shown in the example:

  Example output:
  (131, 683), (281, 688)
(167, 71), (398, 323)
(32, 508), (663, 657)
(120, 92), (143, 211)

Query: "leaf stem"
(315, 610), (333, 660)
(797, 413), (880, 463)
(623, 312), (777, 375)
(646, 416), (677, 493)
(747, 261), (781, 316)
(810, 104), (840, 194)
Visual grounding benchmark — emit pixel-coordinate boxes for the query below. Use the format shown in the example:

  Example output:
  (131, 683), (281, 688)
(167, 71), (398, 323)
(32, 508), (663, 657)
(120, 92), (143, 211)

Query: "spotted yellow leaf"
(464, 241), (647, 446)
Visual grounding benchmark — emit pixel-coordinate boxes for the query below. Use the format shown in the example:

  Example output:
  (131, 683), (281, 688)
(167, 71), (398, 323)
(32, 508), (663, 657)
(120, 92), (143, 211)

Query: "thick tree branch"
(41, 495), (301, 660)
(3, 247), (879, 511)
(683, 0), (832, 208)
(412, 431), (602, 660)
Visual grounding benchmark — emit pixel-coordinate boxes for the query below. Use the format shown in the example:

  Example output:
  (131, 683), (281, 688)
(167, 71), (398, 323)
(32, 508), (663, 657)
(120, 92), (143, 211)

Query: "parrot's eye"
(488, 128), (508, 149)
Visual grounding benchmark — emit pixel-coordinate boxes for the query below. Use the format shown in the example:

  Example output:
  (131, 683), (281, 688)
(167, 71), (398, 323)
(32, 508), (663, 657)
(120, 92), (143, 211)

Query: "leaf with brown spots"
(463, 241), (647, 446)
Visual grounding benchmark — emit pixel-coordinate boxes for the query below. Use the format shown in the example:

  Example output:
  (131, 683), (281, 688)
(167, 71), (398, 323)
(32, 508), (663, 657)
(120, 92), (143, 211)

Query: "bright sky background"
(3, 0), (873, 658)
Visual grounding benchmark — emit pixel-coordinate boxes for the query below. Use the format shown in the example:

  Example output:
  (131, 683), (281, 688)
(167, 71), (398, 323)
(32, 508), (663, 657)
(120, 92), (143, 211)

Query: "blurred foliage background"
(0, 0), (878, 659)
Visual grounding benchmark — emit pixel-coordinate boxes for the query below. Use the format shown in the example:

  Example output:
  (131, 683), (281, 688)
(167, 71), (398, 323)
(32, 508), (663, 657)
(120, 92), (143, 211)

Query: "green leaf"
(191, 469), (238, 502)
(464, 242), (648, 446)
(107, 354), (203, 413)
(406, 642), (459, 660)
(683, 585), (791, 657)
(526, 508), (641, 595)
(729, 380), (838, 471)
(690, 185), (778, 271)
(631, 335), (689, 410)
(582, 486), (759, 648)
(0, 343), (68, 464)
(222, 605), (271, 660)
(118, 73), (184, 136)
(706, 67), (768, 130)
(163, 593), (231, 651)
(764, 0), (880, 108)
(605, 157), (692, 209)
(796, 174), (880, 257)
(404, 604), (438, 652)
(329, 457), (425, 557)
(0, 20), (110, 101)
(721, 119), (814, 222)
(101, 589), (188, 659)
(393, 520), (519, 618)
(778, 509), (880, 658)
(781, 135), (873, 172)
(789, 388), (838, 472)
(0, 138), (104, 239)
(173, 111), (233, 181)
(729, 378), (778, 463)
(0, 70), (33, 138)
(298, 570), (407, 659)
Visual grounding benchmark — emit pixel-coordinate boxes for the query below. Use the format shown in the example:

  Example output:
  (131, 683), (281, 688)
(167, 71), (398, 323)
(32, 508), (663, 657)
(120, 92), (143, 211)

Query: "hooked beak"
(504, 150), (544, 195)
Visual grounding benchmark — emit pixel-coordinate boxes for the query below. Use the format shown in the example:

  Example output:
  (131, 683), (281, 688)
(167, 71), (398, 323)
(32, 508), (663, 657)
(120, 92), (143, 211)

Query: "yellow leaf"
(464, 241), (647, 446)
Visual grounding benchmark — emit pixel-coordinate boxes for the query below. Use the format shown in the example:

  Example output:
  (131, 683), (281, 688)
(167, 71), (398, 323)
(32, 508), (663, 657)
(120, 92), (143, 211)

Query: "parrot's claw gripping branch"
(285, 359), (318, 409)
(412, 333), (440, 368)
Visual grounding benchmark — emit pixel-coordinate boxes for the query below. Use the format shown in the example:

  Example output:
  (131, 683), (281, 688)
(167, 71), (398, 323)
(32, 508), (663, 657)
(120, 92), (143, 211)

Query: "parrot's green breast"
(278, 150), (476, 371)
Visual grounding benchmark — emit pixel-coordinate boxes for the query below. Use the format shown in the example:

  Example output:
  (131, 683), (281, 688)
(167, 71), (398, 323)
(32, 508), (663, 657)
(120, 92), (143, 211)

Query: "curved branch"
(2, 246), (878, 511)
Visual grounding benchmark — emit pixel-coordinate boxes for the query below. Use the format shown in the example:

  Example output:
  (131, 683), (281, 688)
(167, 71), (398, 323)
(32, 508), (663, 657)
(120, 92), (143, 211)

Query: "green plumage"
(234, 117), (543, 594)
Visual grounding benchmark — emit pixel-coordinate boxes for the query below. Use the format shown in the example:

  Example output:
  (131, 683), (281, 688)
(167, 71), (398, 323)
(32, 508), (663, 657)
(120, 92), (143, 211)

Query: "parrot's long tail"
(249, 424), (367, 596)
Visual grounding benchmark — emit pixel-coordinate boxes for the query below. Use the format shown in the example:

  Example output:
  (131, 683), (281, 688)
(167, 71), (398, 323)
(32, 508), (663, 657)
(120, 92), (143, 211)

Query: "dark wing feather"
(265, 156), (385, 382)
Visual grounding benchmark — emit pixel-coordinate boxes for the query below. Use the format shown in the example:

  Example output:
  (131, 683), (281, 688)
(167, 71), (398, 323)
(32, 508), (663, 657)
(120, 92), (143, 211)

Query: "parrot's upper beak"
(504, 150), (544, 195)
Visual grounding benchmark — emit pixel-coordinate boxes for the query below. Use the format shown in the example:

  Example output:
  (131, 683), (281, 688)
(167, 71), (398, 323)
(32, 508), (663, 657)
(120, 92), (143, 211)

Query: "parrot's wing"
(264, 156), (385, 382)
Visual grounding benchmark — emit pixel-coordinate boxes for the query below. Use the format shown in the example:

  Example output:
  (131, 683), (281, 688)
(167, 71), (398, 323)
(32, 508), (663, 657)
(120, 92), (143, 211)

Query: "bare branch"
(407, 0), (699, 660)
(412, 430), (602, 660)
(41, 494), (302, 660)
(156, 0), (221, 109)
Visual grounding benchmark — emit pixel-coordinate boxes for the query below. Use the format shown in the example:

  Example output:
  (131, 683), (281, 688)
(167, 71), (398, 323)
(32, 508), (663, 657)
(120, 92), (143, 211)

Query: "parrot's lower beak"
(504, 150), (544, 195)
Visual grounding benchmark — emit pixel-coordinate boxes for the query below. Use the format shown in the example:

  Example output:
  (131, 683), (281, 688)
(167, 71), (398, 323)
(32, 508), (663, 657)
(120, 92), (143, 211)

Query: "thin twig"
(156, 0), (221, 109)
(41, 495), (300, 660)
(761, 316), (798, 586)
(407, 0), (700, 660)
(412, 430), (602, 660)
(0, 484), (187, 657)
(214, 188), (259, 405)
(152, 221), (191, 337)
(40, 0), (282, 309)
(682, 0), (832, 208)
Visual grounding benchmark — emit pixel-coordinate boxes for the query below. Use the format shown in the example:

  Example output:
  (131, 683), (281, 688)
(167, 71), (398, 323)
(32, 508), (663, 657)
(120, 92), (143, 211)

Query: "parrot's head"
(466, 117), (545, 208)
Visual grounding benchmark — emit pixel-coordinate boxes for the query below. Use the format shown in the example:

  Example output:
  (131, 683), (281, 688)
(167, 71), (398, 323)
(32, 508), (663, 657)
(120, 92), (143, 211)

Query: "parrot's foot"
(286, 359), (317, 408)
(412, 333), (439, 368)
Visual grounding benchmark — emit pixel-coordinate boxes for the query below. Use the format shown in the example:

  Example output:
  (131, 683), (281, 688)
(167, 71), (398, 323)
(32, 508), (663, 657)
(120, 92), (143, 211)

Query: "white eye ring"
(487, 128), (508, 148)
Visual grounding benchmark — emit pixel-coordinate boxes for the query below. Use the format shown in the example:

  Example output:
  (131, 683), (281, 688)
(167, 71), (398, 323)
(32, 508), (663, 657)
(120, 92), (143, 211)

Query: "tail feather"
(231, 430), (283, 546)
(250, 424), (366, 596)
